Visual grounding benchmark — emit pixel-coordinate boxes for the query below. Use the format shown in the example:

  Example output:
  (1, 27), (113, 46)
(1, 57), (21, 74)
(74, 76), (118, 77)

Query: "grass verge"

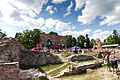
(49, 63), (71, 75)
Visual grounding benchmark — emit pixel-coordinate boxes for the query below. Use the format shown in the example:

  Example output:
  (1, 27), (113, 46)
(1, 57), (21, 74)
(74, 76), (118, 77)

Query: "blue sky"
(0, 0), (120, 41)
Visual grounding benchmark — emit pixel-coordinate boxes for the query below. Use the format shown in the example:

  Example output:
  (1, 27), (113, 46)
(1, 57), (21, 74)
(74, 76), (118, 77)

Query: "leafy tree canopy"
(66, 35), (73, 48)
(49, 31), (58, 35)
(105, 29), (120, 45)
(15, 28), (41, 49)
(0, 29), (6, 38)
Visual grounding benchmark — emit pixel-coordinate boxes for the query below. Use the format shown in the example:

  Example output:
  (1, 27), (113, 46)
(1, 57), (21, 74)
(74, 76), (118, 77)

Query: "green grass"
(59, 66), (119, 80)
(49, 63), (71, 75)
(40, 63), (64, 71)
(20, 63), (64, 72)
(61, 52), (74, 58)
(75, 59), (99, 64)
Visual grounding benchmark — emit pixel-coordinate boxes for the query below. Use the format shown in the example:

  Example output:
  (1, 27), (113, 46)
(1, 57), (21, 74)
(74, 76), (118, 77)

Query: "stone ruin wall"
(0, 37), (62, 80)
(19, 50), (62, 67)
(40, 33), (67, 47)
(0, 62), (19, 80)
(68, 54), (95, 62)
(55, 62), (103, 78)
(92, 38), (102, 51)
(0, 37), (62, 67)
(0, 37), (25, 62)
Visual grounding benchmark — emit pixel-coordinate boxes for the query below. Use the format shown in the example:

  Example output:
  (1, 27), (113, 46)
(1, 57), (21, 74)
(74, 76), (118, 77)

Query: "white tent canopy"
(102, 44), (119, 48)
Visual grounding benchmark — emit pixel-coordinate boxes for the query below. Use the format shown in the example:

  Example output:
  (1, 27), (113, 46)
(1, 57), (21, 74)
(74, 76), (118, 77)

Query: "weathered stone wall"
(55, 62), (103, 78)
(0, 37), (25, 62)
(68, 54), (95, 62)
(40, 33), (66, 47)
(0, 62), (19, 80)
(20, 50), (62, 67)
(0, 37), (62, 67)
(20, 68), (49, 80)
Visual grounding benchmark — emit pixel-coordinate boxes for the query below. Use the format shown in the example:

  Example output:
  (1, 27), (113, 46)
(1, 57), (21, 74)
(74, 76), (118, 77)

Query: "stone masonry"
(67, 54), (95, 62)
(55, 61), (103, 78)
(20, 50), (62, 67)
(0, 37), (62, 67)
(40, 33), (66, 47)
(0, 37), (25, 62)
(0, 62), (19, 80)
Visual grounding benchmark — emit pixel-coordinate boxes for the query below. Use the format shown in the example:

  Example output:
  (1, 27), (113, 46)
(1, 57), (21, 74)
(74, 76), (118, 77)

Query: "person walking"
(110, 52), (118, 74)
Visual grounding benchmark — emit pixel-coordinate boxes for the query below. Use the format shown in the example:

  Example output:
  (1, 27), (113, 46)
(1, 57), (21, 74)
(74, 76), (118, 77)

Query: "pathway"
(56, 54), (68, 62)
(46, 63), (67, 74)
(46, 63), (67, 80)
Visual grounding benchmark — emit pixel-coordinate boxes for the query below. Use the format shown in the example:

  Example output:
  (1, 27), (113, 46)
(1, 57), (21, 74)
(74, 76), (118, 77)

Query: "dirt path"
(56, 54), (68, 62)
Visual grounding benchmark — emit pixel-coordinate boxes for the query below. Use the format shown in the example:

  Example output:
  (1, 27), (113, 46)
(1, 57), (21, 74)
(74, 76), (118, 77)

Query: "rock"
(86, 69), (93, 73)
(20, 68), (49, 80)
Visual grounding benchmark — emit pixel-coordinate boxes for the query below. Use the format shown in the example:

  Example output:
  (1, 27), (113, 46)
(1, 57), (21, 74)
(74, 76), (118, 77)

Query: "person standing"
(110, 52), (118, 74)
(105, 52), (111, 72)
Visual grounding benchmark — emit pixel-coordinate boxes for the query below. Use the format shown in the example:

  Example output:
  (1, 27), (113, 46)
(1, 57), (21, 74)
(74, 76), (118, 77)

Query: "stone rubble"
(20, 68), (49, 80)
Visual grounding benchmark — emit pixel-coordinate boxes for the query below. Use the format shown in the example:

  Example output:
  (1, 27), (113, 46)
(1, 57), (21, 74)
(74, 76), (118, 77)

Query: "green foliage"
(0, 29), (6, 38)
(90, 39), (95, 48)
(77, 35), (85, 48)
(49, 31), (58, 35)
(105, 29), (120, 45)
(85, 34), (91, 48)
(15, 29), (41, 49)
(49, 63), (70, 75)
(72, 37), (77, 46)
(66, 35), (73, 48)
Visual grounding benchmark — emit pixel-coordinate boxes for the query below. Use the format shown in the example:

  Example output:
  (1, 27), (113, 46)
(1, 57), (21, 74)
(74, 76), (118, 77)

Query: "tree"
(90, 39), (95, 48)
(85, 34), (91, 48)
(66, 35), (73, 48)
(106, 29), (119, 44)
(72, 37), (77, 46)
(49, 31), (58, 35)
(15, 29), (41, 49)
(15, 32), (22, 39)
(0, 29), (6, 38)
(77, 35), (85, 48)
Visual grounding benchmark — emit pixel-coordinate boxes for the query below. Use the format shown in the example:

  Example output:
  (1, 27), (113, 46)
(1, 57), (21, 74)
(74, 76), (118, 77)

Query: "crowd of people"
(103, 50), (119, 74)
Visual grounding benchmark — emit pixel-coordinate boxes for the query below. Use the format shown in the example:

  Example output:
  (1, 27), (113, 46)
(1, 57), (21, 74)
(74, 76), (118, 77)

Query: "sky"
(0, 0), (120, 41)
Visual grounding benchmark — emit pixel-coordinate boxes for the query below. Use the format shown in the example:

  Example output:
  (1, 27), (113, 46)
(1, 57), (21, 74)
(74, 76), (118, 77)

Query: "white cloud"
(75, 0), (85, 11)
(64, 1), (73, 16)
(52, 0), (66, 4)
(46, 6), (57, 14)
(62, 29), (92, 37)
(45, 18), (56, 29)
(77, 0), (120, 26)
(55, 21), (73, 31)
(11, 0), (48, 14)
(0, 0), (74, 32)
(91, 29), (112, 41)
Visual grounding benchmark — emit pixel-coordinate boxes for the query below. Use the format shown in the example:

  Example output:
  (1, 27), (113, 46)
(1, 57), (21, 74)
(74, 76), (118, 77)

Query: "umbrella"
(71, 46), (79, 52)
